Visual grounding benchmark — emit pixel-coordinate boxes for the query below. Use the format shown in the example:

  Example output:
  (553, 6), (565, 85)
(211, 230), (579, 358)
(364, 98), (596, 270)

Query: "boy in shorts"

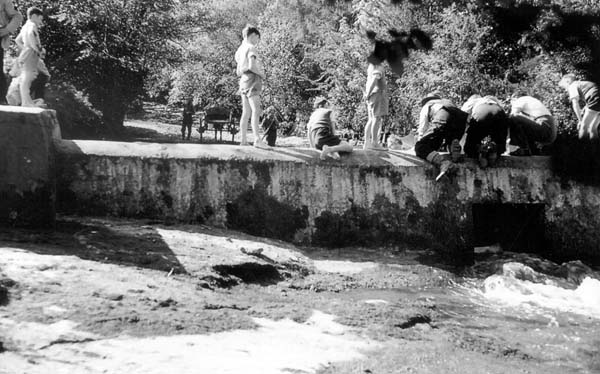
(235, 25), (267, 148)
(307, 97), (353, 160)
(559, 74), (600, 140)
(15, 7), (44, 107)
(363, 61), (388, 150)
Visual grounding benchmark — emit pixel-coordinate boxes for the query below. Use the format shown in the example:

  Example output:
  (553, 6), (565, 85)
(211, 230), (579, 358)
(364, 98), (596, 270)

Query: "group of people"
(231, 23), (598, 169)
(1, 2), (48, 107)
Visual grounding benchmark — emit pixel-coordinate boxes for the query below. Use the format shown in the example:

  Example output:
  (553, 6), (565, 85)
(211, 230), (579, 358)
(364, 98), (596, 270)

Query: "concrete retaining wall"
(55, 140), (600, 263)
(0, 107), (61, 227)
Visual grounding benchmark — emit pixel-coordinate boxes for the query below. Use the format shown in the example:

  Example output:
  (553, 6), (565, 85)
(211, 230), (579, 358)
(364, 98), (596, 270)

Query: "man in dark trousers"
(0, 0), (22, 104)
(414, 93), (467, 180)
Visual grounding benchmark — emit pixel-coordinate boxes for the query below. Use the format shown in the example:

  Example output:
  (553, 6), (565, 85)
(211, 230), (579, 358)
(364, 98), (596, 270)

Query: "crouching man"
(414, 93), (467, 180)
(508, 92), (557, 155)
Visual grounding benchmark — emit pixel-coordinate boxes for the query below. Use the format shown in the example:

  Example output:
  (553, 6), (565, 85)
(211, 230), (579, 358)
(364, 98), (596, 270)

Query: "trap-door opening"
(472, 203), (546, 253)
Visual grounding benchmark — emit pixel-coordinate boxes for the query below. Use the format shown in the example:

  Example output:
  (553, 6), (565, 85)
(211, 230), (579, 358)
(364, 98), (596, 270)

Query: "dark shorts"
(585, 86), (600, 111)
(311, 127), (341, 150)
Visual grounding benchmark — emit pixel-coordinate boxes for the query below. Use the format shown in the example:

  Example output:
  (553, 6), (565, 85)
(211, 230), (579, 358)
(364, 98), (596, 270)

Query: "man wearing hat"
(307, 96), (354, 160)
(414, 93), (467, 180)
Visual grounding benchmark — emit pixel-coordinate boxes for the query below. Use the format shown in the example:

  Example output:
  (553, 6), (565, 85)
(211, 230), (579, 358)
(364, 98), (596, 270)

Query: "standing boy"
(235, 25), (267, 149)
(559, 74), (600, 140)
(363, 61), (388, 150)
(15, 7), (44, 107)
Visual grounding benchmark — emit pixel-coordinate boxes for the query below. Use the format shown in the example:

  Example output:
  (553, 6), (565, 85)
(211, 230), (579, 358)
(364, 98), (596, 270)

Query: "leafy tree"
(15, 0), (180, 135)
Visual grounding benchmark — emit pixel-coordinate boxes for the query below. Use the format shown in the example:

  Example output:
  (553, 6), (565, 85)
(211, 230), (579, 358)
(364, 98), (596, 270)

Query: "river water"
(325, 254), (600, 373)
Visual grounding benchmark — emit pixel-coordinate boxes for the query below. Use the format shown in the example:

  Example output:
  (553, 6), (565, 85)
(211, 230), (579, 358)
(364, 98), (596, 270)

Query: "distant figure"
(261, 106), (278, 147)
(307, 97), (353, 160)
(6, 49), (49, 106)
(181, 99), (194, 140)
(0, 0), (22, 103)
(363, 61), (388, 150)
(235, 25), (267, 149)
(415, 94), (467, 180)
(509, 92), (557, 156)
(15, 7), (44, 107)
(461, 95), (508, 167)
(559, 74), (600, 140)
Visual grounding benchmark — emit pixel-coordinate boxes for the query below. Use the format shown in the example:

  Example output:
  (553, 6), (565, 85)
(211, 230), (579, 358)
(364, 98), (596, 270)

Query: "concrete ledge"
(0, 107), (61, 227)
(54, 139), (600, 263)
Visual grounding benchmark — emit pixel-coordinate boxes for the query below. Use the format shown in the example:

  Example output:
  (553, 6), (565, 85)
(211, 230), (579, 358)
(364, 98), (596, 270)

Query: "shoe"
(450, 139), (462, 162)
(509, 147), (531, 156)
(253, 140), (269, 149)
(320, 145), (331, 160)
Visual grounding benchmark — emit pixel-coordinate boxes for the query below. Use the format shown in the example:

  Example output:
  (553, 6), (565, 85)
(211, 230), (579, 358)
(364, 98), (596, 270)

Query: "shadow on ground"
(0, 218), (187, 274)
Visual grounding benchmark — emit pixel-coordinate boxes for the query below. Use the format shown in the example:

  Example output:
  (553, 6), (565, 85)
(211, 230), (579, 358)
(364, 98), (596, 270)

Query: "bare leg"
(363, 113), (373, 150)
(370, 115), (384, 149)
(588, 110), (600, 140)
(19, 70), (37, 107)
(248, 95), (267, 148)
(321, 141), (353, 160)
(239, 95), (251, 145)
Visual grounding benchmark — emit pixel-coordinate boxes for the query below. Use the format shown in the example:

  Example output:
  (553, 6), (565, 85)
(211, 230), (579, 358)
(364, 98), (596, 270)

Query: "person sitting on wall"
(461, 94), (508, 167)
(508, 91), (557, 156)
(414, 93), (467, 180)
(558, 74), (600, 140)
(307, 96), (354, 160)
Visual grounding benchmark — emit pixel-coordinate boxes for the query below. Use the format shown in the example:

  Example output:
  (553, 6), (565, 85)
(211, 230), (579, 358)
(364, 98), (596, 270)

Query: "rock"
(558, 260), (597, 285)
(105, 293), (124, 301)
(158, 298), (176, 307)
(0, 285), (8, 306)
(240, 247), (264, 256)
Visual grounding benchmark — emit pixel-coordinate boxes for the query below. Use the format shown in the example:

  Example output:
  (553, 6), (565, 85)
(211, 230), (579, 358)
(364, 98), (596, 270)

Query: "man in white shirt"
(15, 7), (44, 107)
(508, 92), (557, 156)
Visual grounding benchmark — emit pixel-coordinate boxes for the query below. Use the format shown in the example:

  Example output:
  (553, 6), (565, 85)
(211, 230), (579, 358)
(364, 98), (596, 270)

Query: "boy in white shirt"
(363, 61), (388, 150)
(235, 25), (267, 149)
(508, 92), (557, 156)
(559, 74), (600, 140)
(15, 7), (44, 107)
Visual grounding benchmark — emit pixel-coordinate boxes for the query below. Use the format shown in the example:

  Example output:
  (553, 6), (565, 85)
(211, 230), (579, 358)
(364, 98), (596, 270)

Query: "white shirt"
(510, 96), (551, 118)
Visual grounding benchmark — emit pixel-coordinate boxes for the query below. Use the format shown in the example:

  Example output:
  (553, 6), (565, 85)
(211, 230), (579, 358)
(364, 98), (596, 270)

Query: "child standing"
(559, 74), (600, 140)
(15, 7), (44, 107)
(235, 25), (267, 149)
(363, 61), (388, 150)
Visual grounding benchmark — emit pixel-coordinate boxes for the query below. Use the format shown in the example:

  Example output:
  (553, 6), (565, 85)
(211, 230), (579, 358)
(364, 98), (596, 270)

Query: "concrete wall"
(0, 107), (61, 227)
(55, 140), (600, 263)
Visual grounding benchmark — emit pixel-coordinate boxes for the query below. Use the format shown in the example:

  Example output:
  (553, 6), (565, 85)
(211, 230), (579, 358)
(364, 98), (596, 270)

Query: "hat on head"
(313, 96), (328, 109)
(420, 91), (442, 106)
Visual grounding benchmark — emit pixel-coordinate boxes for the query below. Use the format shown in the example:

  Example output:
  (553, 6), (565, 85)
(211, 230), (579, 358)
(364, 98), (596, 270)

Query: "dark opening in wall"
(472, 203), (546, 253)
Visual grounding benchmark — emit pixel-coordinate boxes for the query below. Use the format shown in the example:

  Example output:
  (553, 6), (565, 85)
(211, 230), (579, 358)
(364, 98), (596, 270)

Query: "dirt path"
(1, 217), (599, 373)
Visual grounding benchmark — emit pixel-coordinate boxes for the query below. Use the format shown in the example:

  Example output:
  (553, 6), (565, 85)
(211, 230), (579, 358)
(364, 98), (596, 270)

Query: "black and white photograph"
(1, 0), (600, 373)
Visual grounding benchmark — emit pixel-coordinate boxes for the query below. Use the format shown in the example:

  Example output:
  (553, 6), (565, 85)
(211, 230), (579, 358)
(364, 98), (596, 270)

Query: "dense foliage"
(8, 0), (600, 144)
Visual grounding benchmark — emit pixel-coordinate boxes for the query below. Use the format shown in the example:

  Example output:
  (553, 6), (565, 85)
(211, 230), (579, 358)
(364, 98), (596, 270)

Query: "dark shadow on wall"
(552, 134), (600, 186)
(226, 187), (309, 242)
(0, 218), (187, 274)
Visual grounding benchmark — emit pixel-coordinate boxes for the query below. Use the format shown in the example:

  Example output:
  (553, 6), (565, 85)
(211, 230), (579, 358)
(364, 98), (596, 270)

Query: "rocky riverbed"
(1, 216), (599, 373)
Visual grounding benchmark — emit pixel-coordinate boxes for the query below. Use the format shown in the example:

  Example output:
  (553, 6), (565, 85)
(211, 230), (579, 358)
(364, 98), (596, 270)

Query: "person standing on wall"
(15, 7), (44, 107)
(235, 25), (268, 149)
(559, 74), (600, 140)
(0, 0), (22, 104)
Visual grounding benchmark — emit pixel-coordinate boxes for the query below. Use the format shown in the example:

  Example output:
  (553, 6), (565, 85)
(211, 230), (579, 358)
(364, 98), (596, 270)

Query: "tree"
(16, 0), (180, 135)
